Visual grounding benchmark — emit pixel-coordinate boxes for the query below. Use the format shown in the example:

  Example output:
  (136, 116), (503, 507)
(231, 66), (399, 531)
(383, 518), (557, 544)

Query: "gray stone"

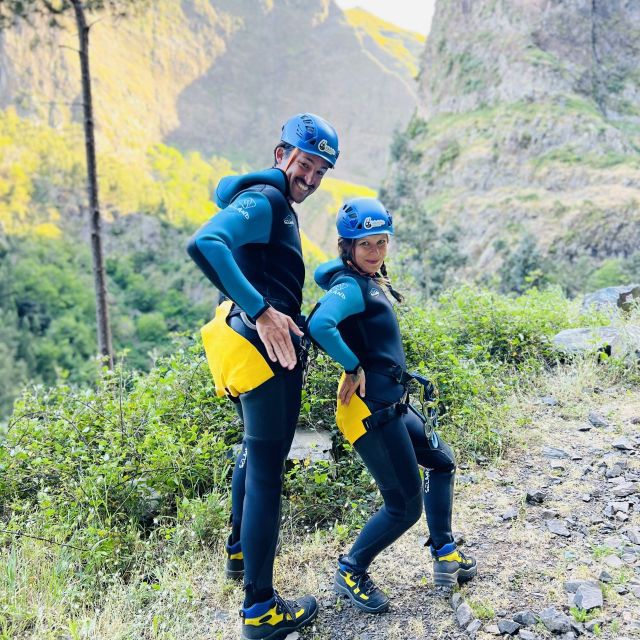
(547, 519), (571, 537)
(541, 395), (559, 406)
(451, 592), (463, 610)
(455, 602), (474, 629)
(526, 490), (546, 504)
(552, 325), (640, 361)
(287, 429), (333, 462)
(574, 583), (603, 610)
(503, 507), (519, 521)
(485, 624), (501, 635)
(539, 607), (572, 633)
(613, 483), (637, 498)
(467, 619), (482, 636)
(582, 284), (640, 314)
(611, 501), (630, 513)
(599, 570), (613, 582)
(606, 464), (624, 478)
(543, 446), (569, 459)
(558, 633), (576, 640)
(570, 621), (585, 635)
(541, 509), (559, 520)
(625, 528), (640, 544)
(588, 412), (609, 428)
(513, 610), (537, 626)
(517, 632), (539, 640)
(564, 579), (596, 593)
(577, 423), (592, 432)
(581, 494), (592, 502)
(604, 554), (624, 568)
(612, 437), (635, 451)
(498, 619), (521, 635)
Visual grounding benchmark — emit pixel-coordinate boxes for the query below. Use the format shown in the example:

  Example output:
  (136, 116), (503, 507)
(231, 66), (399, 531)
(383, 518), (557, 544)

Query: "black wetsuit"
(187, 168), (304, 604)
(307, 259), (456, 572)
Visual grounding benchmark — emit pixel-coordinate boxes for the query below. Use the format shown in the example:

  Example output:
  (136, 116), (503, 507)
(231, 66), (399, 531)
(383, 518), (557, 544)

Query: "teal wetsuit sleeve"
(307, 277), (365, 372)
(187, 192), (272, 319)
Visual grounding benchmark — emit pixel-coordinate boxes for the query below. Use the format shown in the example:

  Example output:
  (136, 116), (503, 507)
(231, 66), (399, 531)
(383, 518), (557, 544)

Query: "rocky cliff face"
(383, 0), (640, 293)
(0, 0), (418, 184)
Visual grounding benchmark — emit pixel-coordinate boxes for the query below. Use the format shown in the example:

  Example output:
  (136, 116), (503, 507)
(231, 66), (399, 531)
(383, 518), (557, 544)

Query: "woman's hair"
(338, 237), (404, 303)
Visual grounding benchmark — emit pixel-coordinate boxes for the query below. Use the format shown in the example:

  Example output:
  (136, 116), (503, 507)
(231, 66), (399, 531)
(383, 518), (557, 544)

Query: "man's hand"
(255, 307), (303, 370)
(338, 367), (366, 406)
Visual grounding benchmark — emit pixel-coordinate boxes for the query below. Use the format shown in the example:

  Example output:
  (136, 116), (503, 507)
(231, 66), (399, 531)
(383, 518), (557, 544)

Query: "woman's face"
(352, 233), (389, 275)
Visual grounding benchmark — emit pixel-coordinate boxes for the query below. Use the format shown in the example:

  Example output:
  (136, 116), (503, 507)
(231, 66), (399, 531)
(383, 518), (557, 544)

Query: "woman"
(307, 197), (476, 613)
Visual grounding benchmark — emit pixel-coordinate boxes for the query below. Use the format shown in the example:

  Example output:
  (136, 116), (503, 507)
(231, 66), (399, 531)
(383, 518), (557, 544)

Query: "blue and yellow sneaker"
(225, 535), (284, 581)
(225, 534), (244, 580)
(430, 541), (477, 587)
(334, 556), (390, 613)
(240, 591), (318, 640)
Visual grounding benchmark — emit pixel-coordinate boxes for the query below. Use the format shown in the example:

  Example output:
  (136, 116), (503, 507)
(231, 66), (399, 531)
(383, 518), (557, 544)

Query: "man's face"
(275, 148), (331, 204)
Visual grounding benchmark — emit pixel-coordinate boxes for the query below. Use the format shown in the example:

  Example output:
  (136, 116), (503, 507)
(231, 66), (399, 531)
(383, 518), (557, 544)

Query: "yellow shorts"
(200, 300), (274, 398)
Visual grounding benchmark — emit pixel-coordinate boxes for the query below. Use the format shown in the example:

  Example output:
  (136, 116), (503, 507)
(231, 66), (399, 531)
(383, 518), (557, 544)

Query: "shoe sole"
(225, 567), (244, 581)
(334, 581), (390, 614)
(433, 565), (477, 587)
(241, 604), (318, 640)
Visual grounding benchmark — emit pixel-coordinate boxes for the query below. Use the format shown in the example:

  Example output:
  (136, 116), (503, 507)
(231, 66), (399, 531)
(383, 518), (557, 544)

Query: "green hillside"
(0, 0), (420, 185)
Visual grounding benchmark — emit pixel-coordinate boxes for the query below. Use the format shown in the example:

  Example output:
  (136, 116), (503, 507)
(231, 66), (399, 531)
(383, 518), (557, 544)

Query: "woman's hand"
(338, 367), (366, 406)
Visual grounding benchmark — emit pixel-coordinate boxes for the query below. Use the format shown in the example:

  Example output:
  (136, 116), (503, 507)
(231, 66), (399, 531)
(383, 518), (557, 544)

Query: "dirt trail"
(212, 377), (640, 640)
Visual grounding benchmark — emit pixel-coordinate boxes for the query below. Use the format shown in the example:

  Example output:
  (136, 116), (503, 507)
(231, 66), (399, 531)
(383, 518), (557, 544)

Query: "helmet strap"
(282, 147), (299, 172)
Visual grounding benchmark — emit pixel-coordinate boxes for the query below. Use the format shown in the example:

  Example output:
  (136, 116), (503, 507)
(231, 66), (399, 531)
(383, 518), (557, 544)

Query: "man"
(187, 113), (339, 640)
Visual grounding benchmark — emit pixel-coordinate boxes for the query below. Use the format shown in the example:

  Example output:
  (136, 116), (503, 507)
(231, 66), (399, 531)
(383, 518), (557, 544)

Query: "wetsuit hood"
(215, 168), (288, 208)
(314, 257), (347, 291)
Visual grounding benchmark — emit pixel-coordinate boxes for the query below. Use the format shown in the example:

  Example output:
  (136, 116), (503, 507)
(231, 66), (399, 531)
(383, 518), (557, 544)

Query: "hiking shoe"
(225, 534), (283, 581)
(431, 541), (477, 587)
(334, 556), (390, 613)
(225, 534), (244, 580)
(240, 591), (318, 640)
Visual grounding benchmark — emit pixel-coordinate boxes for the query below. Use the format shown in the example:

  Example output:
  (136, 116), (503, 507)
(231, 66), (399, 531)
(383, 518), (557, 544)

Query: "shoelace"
(273, 591), (298, 619)
(355, 572), (378, 596)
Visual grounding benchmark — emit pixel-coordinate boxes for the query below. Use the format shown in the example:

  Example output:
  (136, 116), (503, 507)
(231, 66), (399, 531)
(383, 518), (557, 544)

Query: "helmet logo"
(318, 139), (336, 156)
(363, 216), (386, 230)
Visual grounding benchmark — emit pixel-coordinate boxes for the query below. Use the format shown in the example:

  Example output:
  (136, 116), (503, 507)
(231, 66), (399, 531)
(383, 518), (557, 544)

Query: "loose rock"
(456, 602), (475, 629)
(543, 446), (569, 459)
(613, 483), (637, 498)
(467, 619), (482, 636)
(497, 619), (521, 635)
(612, 437), (635, 451)
(517, 631), (539, 640)
(547, 519), (571, 537)
(502, 507), (519, 521)
(588, 412), (609, 428)
(513, 610), (537, 626)
(526, 490), (546, 504)
(574, 583), (603, 610)
(604, 554), (624, 568)
(539, 607), (572, 633)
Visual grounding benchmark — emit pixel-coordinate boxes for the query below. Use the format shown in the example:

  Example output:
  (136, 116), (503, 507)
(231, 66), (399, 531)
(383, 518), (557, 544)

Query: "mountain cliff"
(383, 0), (640, 294)
(0, 0), (419, 184)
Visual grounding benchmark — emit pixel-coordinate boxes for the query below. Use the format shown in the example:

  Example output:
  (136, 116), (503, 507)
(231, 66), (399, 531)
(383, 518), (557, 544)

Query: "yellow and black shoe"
(225, 534), (244, 580)
(430, 541), (477, 587)
(240, 591), (318, 640)
(334, 556), (390, 614)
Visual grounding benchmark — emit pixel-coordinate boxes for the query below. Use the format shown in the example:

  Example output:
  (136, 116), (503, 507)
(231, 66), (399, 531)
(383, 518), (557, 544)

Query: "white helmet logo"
(318, 139), (336, 156)
(363, 216), (386, 230)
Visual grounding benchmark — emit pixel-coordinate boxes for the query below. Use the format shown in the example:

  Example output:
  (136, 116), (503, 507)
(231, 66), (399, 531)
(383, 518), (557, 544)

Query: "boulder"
(582, 284), (640, 314)
(574, 583), (603, 610)
(539, 607), (572, 633)
(552, 325), (640, 361)
(287, 429), (333, 462)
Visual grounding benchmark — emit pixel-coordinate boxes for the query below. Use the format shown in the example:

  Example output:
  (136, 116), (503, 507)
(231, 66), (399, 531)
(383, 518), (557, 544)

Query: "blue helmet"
(336, 197), (394, 239)
(280, 113), (340, 167)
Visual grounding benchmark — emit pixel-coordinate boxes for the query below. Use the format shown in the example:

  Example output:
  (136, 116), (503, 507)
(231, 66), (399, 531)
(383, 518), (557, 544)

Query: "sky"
(334, 0), (435, 36)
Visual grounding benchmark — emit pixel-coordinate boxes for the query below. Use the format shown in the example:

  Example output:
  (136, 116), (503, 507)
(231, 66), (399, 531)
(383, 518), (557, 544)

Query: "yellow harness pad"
(335, 372), (371, 445)
(200, 300), (274, 398)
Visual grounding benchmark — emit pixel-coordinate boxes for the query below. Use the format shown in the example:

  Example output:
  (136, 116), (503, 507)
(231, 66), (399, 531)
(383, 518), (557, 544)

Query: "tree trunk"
(71, 0), (114, 367)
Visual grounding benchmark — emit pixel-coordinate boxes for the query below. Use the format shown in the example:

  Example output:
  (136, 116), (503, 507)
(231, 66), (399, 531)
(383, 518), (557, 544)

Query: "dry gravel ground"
(206, 365), (639, 640)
